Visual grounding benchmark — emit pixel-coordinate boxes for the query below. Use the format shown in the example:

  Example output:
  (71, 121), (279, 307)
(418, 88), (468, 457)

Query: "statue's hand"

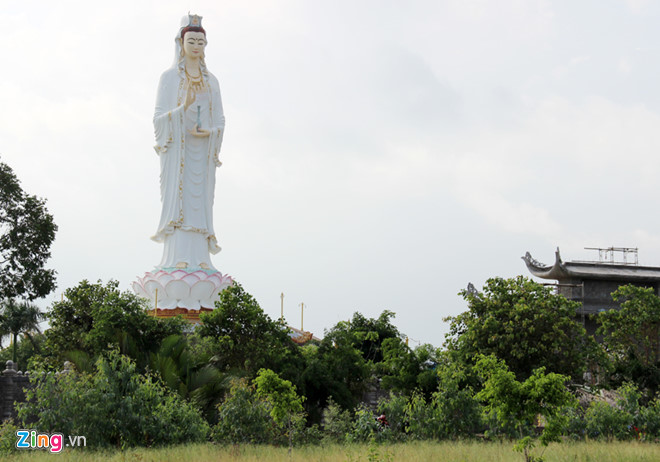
(189, 126), (210, 137)
(184, 85), (196, 110)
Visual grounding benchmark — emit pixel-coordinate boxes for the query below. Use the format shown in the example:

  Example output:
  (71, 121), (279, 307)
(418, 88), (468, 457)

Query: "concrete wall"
(0, 360), (31, 422)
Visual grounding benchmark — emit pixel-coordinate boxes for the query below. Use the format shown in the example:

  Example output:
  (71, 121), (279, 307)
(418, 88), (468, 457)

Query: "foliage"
(0, 160), (57, 301)
(404, 391), (442, 440)
(324, 311), (401, 364)
(254, 368), (306, 452)
(0, 419), (19, 455)
(376, 393), (408, 439)
(346, 404), (381, 443)
(147, 334), (230, 423)
(597, 285), (660, 397)
(585, 400), (633, 441)
(321, 397), (353, 443)
(213, 379), (277, 445)
(0, 299), (44, 367)
(310, 311), (401, 412)
(431, 352), (483, 438)
(583, 382), (660, 441)
(0, 332), (45, 371)
(199, 284), (303, 383)
(378, 340), (439, 398)
(38, 280), (186, 369)
(17, 351), (209, 448)
(475, 354), (577, 462)
(304, 324), (371, 413)
(446, 276), (598, 381)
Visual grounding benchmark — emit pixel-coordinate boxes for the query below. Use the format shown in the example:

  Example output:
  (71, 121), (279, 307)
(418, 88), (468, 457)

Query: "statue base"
(147, 307), (214, 324)
(132, 268), (234, 318)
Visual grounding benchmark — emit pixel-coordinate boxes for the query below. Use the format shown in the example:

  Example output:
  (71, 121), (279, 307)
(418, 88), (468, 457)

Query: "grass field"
(5, 441), (660, 462)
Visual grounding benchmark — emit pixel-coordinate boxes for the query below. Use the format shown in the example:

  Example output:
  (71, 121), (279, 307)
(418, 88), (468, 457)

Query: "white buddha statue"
(151, 13), (225, 271)
(133, 14), (232, 313)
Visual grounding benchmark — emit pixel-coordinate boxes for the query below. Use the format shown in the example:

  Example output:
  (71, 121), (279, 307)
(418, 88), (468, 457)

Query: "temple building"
(522, 247), (660, 335)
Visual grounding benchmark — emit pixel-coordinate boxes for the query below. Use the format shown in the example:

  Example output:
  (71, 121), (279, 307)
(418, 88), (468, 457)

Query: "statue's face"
(183, 31), (206, 58)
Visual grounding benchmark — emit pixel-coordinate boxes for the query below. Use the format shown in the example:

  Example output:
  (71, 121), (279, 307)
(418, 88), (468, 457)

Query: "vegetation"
(3, 276), (660, 461)
(597, 285), (660, 398)
(445, 276), (599, 382)
(16, 350), (209, 449)
(2, 441), (660, 461)
(0, 299), (44, 367)
(0, 160), (57, 301)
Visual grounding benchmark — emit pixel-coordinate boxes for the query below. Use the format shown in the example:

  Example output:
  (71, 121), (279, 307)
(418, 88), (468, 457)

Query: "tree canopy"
(198, 283), (303, 382)
(38, 279), (186, 369)
(445, 276), (597, 381)
(597, 284), (660, 397)
(0, 160), (57, 301)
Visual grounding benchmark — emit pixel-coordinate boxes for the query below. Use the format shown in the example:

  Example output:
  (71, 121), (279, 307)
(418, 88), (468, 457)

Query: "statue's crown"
(187, 13), (203, 28)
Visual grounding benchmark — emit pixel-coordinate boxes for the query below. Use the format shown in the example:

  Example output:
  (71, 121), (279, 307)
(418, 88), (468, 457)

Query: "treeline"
(1, 276), (660, 457)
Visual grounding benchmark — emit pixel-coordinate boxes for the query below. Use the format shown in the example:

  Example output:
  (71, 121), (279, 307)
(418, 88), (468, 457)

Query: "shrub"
(346, 404), (380, 443)
(213, 379), (276, 445)
(405, 391), (442, 440)
(17, 351), (209, 448)
(377, 393), (408, 440)
(321, 397), (353, 443)
(0, 419), (19, 455)
(585, 400), (633, 440)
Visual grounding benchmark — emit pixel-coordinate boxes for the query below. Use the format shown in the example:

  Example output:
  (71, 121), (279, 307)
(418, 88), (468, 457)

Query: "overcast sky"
(2, 0), (660, 347)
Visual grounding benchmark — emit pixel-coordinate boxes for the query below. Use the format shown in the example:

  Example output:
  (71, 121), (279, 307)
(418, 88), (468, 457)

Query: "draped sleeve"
(151, 68), (185, 244)
(207, 74), (225, 167)
(153, 70), (184, 155)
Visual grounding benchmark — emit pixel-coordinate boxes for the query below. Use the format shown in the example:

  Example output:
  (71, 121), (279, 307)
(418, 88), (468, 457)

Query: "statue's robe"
(152, 67), (225, 270)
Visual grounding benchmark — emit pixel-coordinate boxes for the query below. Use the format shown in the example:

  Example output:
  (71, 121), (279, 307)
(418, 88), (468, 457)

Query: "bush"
(346, 404), (381, 443)
(639, 398), (660, 438)
(321, 397), (353, 443)
(17, 351), (209, 448)
(405, 392), (442, 440)
(213, 379), (278, 445)
(0, 419), (19, 455)
(377, 393), (408, 440)
(585, 400), (633, 440)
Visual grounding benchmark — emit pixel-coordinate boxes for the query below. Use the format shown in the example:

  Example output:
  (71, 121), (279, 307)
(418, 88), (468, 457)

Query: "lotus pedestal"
(132, 268), (233, 323)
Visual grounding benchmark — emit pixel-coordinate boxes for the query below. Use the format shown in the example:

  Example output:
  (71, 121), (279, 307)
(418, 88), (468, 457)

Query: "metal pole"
(280, 292), (284, 322)
(300, 302), (304, 331)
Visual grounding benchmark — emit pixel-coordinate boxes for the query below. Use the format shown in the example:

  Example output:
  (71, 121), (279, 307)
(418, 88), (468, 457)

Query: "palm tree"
(0, 298), (45, 367)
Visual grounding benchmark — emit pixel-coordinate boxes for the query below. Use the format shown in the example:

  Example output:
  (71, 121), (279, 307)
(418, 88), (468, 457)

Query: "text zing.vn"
(16, 430), (86, 453)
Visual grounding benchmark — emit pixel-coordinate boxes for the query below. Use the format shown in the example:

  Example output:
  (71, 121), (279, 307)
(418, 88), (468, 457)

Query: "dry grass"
(5, 440), (660, 461)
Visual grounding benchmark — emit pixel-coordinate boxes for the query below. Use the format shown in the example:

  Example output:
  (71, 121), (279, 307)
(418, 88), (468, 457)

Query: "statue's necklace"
(185, 69), (205, 93)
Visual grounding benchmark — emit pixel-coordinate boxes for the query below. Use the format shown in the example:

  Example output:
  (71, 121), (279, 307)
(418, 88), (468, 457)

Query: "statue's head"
(181, 27), (207, 58)
(174, 14), (209, 70)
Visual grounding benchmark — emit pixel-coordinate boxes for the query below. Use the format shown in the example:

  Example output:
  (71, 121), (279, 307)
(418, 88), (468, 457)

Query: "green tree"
(475, 354), (577, 462)
(198, 283), (303, 382)
(597, 285), (660, 397)
(309, 323), (371, 412)
(327, 311), (401, 364)
(38, 280), (185, 369)
(307, 310), (401, 413)
(0, 160), (57, 301)
(147, 333), (229, 423)
(253, 368), (305, 454)
(379, 339), (439, 398)
(446, 276), (597, 381)
(0, 332), (44, 370)
(0, 298), (44, 367)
